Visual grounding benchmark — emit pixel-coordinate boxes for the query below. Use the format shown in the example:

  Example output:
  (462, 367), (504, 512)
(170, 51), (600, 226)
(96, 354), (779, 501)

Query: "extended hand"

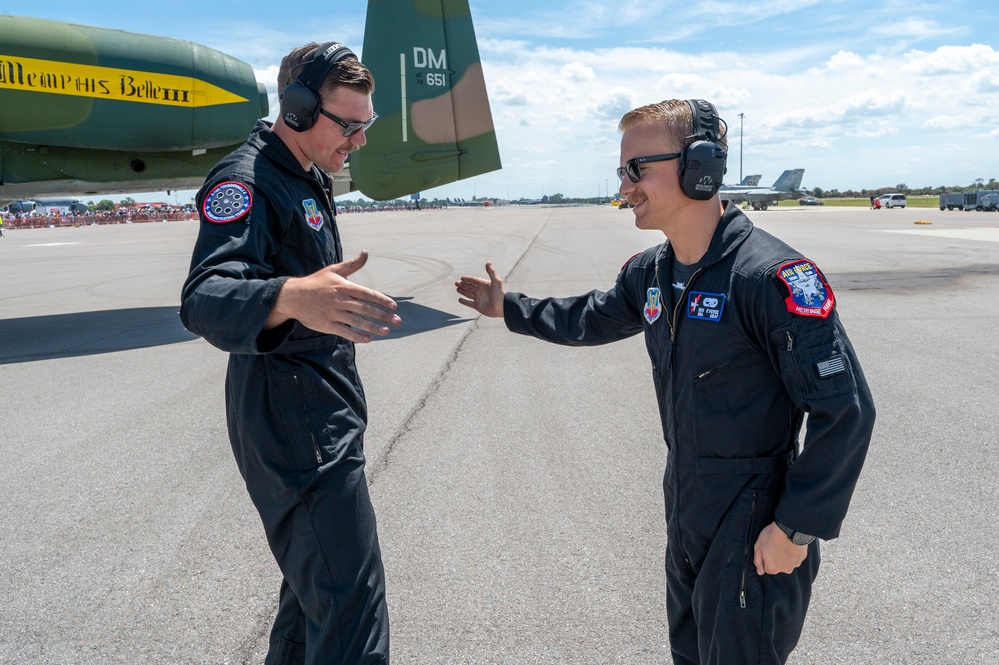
(753, 522), (809, 575)
(266, 251), (401, 342)
(455, 261), (505, 318)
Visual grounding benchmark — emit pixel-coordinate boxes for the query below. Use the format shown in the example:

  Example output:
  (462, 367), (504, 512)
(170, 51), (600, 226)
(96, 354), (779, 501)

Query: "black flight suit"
(503, 202), (875, 665)
(180, 120), (389, 665)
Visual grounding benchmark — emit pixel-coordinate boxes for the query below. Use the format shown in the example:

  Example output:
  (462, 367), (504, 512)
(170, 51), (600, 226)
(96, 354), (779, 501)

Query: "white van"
(878, 193), (907, 209)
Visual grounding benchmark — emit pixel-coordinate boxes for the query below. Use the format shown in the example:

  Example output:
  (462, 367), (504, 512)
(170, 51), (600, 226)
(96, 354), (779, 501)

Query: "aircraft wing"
(719, 188), (783, 203)
(350, 0), (502, 201)
(719, 169), (806, 207)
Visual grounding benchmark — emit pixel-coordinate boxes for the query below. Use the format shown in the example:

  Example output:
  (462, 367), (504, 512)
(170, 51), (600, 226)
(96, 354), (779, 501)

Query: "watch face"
(792, 532), (815, 546)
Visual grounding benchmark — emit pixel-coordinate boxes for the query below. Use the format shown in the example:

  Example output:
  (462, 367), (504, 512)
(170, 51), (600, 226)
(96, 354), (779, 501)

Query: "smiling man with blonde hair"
(457, 99), (875, 665)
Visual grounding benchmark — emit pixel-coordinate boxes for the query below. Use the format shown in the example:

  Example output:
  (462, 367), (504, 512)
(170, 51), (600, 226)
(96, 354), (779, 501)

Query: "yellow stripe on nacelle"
(0, 54), (247, 107)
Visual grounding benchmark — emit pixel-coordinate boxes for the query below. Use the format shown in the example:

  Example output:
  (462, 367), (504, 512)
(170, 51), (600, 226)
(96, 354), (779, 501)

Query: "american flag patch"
(816, 355), (846, 378)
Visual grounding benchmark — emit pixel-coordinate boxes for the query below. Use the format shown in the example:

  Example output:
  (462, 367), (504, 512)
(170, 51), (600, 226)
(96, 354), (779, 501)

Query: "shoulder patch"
(776, 259), (835, 318)
(203, 181), (252, 224)
(621, 252), (642, 272)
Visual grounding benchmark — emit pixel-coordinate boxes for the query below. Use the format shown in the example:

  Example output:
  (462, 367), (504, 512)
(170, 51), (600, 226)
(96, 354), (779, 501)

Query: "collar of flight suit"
(663, 200), (755, 270)
(246, 120), (332, 187)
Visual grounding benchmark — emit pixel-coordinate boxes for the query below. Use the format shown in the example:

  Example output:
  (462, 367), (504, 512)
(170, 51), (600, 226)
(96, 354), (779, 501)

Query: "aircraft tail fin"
(739, 174), (762, 186)
(351, 0), (502, 201)
(772, 169), (805, 192)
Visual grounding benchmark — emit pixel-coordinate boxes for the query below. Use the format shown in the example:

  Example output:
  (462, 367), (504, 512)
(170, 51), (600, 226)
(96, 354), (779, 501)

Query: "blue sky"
(4, 0), (999, 201)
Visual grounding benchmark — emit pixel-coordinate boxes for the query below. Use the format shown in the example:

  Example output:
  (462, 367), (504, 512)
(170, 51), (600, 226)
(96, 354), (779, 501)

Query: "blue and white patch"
(687, 291), (726, 322)
(816, 354), (846, 378)
(302, 199), (324, 231)
(644, 287), (662, 324)
(203, 181), (252, 224)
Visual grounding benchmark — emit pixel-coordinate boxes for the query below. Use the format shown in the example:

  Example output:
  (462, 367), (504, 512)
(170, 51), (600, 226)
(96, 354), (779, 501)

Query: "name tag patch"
(302, 199), (324, 231)
(644, 287), (662, 324)
(777, 259), (835, 318)
(687, 291), (726, 322)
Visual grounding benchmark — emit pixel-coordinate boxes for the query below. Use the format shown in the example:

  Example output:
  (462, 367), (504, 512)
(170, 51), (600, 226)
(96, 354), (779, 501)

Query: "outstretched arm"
(455, 261), (505, 318)
(266, 250), (401, 343)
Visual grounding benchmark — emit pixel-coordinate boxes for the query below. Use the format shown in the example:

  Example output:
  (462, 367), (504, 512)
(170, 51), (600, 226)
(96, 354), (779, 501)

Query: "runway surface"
(1, 204), (997, 664)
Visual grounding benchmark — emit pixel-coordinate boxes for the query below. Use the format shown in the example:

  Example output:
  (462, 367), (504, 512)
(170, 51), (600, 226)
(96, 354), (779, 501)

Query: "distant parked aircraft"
(719, 169), (806, 210)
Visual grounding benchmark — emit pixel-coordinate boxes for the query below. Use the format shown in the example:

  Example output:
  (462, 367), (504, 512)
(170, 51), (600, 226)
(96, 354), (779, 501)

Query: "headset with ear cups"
(677, 99), (728, 200)
(280, 42), (356, 132)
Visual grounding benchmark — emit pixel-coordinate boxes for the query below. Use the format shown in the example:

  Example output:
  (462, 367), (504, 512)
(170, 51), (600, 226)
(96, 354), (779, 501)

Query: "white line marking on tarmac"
(882, 227), (999, 243)
(24, 242), (82, 247)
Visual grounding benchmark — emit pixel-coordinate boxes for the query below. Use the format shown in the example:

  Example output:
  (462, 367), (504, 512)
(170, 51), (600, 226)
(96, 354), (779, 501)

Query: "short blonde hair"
(619, 100), (728, 151)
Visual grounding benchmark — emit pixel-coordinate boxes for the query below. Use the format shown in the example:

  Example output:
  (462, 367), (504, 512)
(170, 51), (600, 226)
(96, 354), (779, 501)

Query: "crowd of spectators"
(337, 202), (449, 213)
(0, 207), (198, 229)
(0, 200), (450, 231)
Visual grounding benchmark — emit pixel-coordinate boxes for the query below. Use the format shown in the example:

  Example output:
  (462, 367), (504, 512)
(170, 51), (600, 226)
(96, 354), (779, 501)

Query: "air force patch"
(644, 287), (662, 324)
(777, 259), (835, 318)
(687, 291), (726, 322)
(203, 181), (251, 224)
(302, 199), (324, 231)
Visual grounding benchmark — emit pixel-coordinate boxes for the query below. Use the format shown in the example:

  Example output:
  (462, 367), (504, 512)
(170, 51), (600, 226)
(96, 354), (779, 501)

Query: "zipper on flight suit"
(310, 171), (343, 261)
(661, 264), (703, 570)
(740, 494), (757, 609)
(665, 267), (704, 356)
(292, 374), (324, 464)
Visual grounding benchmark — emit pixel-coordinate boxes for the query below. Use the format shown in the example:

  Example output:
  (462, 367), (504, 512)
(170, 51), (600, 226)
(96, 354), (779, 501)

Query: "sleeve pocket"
(772, 321), (856, 401)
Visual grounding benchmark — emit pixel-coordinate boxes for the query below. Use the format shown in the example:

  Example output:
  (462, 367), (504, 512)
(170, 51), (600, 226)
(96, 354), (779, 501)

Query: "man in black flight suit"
(455, 99), (876, 664)
(181, 42), (399, 665)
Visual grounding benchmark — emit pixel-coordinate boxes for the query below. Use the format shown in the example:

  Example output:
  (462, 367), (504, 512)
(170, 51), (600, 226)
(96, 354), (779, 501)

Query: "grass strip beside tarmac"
(816, 195), (940, 208)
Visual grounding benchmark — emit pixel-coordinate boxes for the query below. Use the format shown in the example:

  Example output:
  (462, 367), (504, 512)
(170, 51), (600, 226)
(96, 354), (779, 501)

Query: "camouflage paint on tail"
(351, 0), (502, 200)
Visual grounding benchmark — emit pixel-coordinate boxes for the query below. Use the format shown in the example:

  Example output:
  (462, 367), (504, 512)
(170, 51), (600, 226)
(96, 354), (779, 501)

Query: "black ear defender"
(280, 42), (356, 132)
(678, 99), (728, 200)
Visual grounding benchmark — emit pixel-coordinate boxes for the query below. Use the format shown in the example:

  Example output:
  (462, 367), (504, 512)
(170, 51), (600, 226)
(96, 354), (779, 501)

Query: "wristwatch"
(774, 520), (815, 546)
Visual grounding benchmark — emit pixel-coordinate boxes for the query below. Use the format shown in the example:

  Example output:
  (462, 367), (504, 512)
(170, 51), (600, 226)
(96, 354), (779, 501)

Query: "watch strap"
(774, 520), (815, 546)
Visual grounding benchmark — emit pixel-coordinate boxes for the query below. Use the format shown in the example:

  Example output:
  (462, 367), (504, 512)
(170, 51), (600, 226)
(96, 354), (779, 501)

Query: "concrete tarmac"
(1, 204), (996, 664)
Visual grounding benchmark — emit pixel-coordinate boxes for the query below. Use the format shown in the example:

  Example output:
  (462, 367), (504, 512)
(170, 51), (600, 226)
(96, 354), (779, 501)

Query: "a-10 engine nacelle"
(0, 15), (268, 152)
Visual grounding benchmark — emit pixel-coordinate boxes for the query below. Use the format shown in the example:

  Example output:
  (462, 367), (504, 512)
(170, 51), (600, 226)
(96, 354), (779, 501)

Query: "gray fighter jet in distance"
(719, 169), (806, 210)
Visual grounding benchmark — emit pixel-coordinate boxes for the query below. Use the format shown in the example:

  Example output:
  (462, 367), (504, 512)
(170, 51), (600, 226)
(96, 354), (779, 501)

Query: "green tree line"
(812, 178), (999, 199)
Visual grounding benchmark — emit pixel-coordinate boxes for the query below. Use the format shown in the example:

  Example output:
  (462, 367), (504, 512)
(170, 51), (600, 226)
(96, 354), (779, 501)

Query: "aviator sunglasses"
(319, 108), (379, 137)
(617, 152), (681, 183)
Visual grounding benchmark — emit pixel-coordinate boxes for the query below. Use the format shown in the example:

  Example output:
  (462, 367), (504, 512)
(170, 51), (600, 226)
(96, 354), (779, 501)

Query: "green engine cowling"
(0, 15), (268, 152)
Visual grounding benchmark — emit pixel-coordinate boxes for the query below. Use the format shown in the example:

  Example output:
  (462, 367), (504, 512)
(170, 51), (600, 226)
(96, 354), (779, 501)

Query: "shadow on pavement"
(0, 306), (197, 364)
(375, 297), (472, 340)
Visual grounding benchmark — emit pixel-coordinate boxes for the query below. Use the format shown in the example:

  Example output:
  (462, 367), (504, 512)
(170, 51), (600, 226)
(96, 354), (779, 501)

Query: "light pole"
(738, 113), (745, 184)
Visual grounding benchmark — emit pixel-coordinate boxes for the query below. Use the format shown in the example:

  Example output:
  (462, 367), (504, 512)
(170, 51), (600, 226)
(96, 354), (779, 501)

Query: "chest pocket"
(772, 320), (856, 400)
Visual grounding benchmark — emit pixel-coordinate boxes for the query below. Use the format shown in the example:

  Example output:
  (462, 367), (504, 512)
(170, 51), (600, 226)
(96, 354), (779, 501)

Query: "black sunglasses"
(319, 108), (379, 137)
(617, 152), (682, 183)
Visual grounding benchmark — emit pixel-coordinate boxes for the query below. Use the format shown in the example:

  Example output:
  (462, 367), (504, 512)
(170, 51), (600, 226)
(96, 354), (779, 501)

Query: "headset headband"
(687, 99), (721, 143)
(295, 42), (355, 92)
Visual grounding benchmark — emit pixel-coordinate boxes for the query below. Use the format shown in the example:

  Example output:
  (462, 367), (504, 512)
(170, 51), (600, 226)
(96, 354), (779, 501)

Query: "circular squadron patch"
(203, 181), (252, 224)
